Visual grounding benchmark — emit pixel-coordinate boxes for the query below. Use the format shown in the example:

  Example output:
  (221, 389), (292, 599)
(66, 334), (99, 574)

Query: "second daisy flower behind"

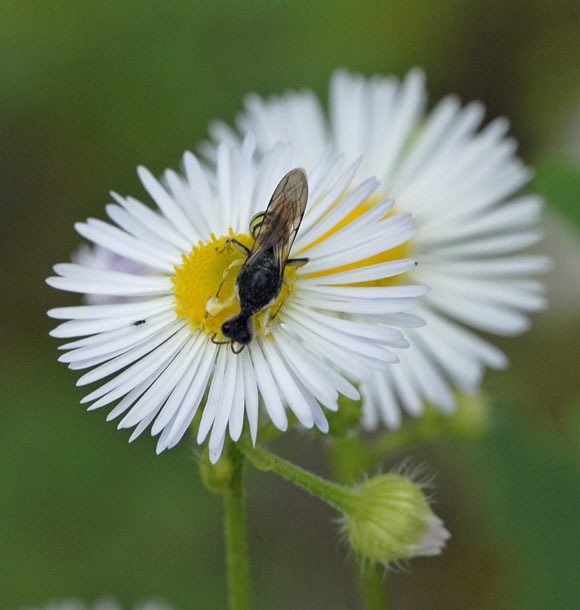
(206, 68), (550, 430)
(47, 139), (427, 462)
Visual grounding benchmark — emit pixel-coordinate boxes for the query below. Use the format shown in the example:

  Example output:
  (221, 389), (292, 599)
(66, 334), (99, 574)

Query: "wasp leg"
(230, 343), (246, 354)
(255, 308), (272, 336)
(224, 238), (251, 256)
(286, 256), (310, 268)
(211, 334), (229, 346)
(218, 258), (244, 290)
(249, 211), (266, 238)
(267, 258), (310, 322)
(211, 333), (246, 353)
(206, 292), (239, 316)
(205, 258), (244, 316)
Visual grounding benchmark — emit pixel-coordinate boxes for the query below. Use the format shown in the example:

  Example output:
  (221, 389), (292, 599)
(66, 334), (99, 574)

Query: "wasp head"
(221, 313), (253, 347)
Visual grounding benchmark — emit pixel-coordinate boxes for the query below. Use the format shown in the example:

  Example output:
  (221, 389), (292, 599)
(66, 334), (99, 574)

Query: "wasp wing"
(248, 168), (308, 272)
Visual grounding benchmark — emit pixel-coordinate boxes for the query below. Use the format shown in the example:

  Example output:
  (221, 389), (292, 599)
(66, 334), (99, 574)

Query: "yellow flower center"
(172, 232), (298, 340)
(172, 196), (413, 339)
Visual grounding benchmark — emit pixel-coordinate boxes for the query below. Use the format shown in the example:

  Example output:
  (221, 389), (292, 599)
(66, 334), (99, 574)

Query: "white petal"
(81, 326), (189, 407)
(108, 194), (194, 252)
(241, 350), (259, 444)
(47, 264), (172, 296)
(433, 256), (550, 277)
(48, 295), (173, 321)
(75, 218), (180, 271)
(263, 341), (315, 428)
(197, 347), (230, 443)
(153, 338), (217, 438)
(228, 355), (249, 442)
(76, 324), (185, 384)
(273, 331), (339, 407)
(208, 353), (240, 463)
(117, 333), (200, 429)
(361, 370), (402, 429)
(298, 259), (417, 285)
(137, 165), (199, 242)
(150, 336), (207, 433)
(284, 306), (398, 364)
(248, 340), (288, 431)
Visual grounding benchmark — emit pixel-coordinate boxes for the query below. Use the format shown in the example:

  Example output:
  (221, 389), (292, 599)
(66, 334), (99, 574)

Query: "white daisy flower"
(47, 138), (427, 462)
(203, 68), (550, 429)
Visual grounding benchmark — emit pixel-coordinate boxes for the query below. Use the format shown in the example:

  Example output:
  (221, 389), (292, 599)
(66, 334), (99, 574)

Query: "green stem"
(223, 444), (251, 610)
(239, 441), (360, 515)
(359, 564), (392, 610)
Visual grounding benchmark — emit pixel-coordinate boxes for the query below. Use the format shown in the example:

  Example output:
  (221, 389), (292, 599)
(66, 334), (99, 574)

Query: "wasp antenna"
(211, 333), (228, 346)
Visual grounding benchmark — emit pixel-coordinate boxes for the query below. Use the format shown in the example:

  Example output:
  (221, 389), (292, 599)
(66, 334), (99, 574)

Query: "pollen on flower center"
(303, 195), (412, 287)
(172, 233), (298, 340)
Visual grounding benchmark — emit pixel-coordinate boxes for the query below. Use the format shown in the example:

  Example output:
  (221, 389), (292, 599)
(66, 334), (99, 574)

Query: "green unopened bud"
(342, 473), (450, 563)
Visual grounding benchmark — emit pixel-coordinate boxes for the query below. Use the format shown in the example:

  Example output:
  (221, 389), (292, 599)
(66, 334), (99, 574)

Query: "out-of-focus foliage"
(533, 162), (580, 231)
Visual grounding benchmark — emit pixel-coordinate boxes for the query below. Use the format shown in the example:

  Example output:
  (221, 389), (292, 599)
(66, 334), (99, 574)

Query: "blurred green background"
(1, 1), (579, 609)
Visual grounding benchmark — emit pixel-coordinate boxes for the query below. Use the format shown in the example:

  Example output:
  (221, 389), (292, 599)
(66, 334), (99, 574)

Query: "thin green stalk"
(223, 444), (251, 610)
(358, 564), (392, 610)
(239, 442), (360, 518)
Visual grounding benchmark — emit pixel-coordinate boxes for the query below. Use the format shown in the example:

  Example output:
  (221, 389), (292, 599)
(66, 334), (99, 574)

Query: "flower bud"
(342, 473), (449, 563)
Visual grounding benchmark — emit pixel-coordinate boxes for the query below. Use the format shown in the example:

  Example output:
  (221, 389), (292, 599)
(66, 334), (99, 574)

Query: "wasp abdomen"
(237, 253), (283, 314)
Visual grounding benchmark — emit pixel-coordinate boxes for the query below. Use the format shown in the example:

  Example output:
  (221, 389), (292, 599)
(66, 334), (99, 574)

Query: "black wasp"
(218, 168), (309, 353)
